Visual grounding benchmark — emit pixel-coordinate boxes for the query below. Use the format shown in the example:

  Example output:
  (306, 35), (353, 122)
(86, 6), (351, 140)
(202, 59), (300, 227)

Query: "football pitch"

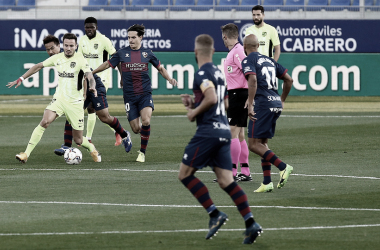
(0, 95), (379, 250)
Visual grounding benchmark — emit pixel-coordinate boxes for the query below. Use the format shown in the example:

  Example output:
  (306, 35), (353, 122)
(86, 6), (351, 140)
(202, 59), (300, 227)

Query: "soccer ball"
(64, 147), (82, 165)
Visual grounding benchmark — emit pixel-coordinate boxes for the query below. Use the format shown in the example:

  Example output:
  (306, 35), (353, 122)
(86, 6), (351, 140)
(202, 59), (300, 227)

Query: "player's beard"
(254, 19), (262, 25)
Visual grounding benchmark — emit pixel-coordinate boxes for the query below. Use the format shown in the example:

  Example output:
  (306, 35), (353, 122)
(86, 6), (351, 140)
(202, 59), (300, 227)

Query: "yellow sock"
(81, 137), (95, 152)
(25, 125), (46, 157)
(86, 113), (96, 140)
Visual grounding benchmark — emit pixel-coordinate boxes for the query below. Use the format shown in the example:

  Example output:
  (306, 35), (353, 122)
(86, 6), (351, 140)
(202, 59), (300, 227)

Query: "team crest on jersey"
(227, 66), (233, 73)
(94, 44), (98, 49)
(262, 32), (267, 37)
(125, 53), (130, 57)
(142, 52), (148, 58)
(70, 62), (76, 68)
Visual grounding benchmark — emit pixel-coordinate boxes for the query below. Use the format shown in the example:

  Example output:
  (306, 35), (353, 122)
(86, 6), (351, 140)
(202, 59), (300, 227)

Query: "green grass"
(0, 95), (379, 249)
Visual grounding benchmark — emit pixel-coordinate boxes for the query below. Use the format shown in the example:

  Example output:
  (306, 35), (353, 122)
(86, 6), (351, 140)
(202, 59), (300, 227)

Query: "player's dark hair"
(252, 5), (264, 13)
(84, 17), (97, 25)
(127, 24), (145, 37)
(221, 23), (239, 39)
(62, 33), (77, 43)
(43, 34), (59, 46)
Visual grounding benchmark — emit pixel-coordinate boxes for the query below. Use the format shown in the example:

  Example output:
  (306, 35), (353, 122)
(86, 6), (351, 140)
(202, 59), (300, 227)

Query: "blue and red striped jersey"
(108, 46), (160, 97)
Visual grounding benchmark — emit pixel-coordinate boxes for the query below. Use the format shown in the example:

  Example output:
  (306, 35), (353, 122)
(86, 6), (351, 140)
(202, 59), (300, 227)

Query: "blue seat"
(283, 0), (304, 10)
(328, 0), (351, 10)
(219, 0), (239, 5)
(216, 0), (239, 10)
(13, 0), (35, 10)
(306, 0), (328, 11)
(171, 0), (194, 10)
(236, 0), (260, 11)
(148, 0), (172, 11)
(351, 0), (373, 11)
(153, 0), (173, 5)
(105, 0), (126, 11)
(263, 0), (284, 10)
(127, 0), (151, 10)
(193, 0), (214, 10)
(83, 0), (108, 11)
(0, 0), (15, 11)
(197, 0), (215, 4)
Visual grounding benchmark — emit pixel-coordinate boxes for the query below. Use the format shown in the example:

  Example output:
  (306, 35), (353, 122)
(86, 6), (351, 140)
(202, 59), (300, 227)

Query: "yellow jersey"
(78, 31), (116, 89)
(244, 23), (280, 58)
(43, 52), (91, 102)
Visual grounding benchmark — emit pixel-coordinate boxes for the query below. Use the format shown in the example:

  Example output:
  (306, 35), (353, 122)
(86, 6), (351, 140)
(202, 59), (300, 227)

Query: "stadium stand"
(306, 0), (328, 11)
(104, 0), (126, 11)
(262, 0), (284, 11)
(351, 0), (374, 11)
(127, 0), (151, 10)
(82, 0), (108, 11)
(13, 0), (35, 10)
(216, 0), (239, 11)
(0, 0), (15, 11)
(237, 0), (260, 11)
(328, 0), (351, 11)
(284, 0), (305, 11)
(171, 0), (194, 11)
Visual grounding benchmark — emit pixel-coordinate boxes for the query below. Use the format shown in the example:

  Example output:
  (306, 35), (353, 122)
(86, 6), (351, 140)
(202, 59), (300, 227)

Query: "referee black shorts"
(227, 88), (248, 127)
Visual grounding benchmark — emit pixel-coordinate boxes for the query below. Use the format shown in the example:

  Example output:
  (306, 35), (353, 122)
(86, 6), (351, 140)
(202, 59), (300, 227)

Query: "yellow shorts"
(46, 97), (84, 130)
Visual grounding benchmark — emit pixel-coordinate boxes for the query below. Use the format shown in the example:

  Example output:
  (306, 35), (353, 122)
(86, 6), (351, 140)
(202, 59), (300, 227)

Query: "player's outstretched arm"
(92, 61), (110, 75)
(280, 73), (293, 108)
(7, 62), (44, 89)
(85, 72), (97, 98)
(157, 65), (177, 87)
(247, 74), (257, 121)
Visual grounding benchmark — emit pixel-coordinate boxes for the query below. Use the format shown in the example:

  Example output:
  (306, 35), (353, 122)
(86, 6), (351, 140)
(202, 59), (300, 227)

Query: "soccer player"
(242, 34), (293, 192)
(178, 34), (262, 244)
(54, 17), (122, 156)
(220, 23), (252, 182)
(244, 5), (281, 62)
(93, 24), (178, 163)
(7, 33), (101, 163)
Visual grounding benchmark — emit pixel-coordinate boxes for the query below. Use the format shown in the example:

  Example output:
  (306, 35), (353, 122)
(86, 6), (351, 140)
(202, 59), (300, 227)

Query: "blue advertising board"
(0, 20), (378, 53)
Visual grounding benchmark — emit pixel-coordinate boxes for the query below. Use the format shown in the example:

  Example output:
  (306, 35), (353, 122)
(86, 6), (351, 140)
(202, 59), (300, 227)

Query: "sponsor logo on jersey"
(262, 32), (267, 37)
(268, 96), (281, 101)
(94, 44), (98, 49)
(70, 62), (76, 68)
(244, 66), (251, 73)
(227, 66), (233, 73)
(259, 41), (266, 46)
(269, 107), (283, 113)
(125, 53), (129, 57)
(58, 71), (75, 78)
(142, 52), (148, 58)
(83, 53), (99, 59)
(123, 62), (148, 71)
(213, 122), (230, 130)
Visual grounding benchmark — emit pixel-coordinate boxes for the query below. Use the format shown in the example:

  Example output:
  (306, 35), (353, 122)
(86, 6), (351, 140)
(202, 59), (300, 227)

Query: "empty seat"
(284, 0), (304, 10)
(175, 0), (195, 5)
(351, 0), (373, 11)
(197, 0), (214, 4)
(237, 0), (260, 11)
(13, 0), (35, 10)
(83, 0), (108, 11)
(153, 0), (173, 5)
(104, 0), (126, 11)
(0, 0), (15, 11)
(263, 0), (284, 10)
(328, 0), (350, 10)
(218, 0), (239, 5)
(170, 0), (194, 10)
(306, 0), (328, 11)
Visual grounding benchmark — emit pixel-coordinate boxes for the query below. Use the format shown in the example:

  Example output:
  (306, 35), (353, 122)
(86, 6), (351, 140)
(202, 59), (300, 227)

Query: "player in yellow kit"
(244, 5), (281, 62)
(7, 33), (101, 163)
(54, 17), (121, 156)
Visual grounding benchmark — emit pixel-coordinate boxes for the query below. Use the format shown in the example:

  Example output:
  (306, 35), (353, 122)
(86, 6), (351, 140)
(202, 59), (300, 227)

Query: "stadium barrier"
(2, 51), (380, 96)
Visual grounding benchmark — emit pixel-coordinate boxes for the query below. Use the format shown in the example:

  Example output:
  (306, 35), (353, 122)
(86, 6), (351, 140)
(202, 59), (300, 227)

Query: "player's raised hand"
(7, 78), (23, 89)
(169, 78), (178, 87)
(248, 105), (256, 121)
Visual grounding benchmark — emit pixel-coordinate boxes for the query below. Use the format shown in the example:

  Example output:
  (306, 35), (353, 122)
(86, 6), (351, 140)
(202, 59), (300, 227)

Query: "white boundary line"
(0, 224), (379, 236)
(0, 168), (378, 180)
(1, 201), (379, 212)
(1, 115), (380, 118)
